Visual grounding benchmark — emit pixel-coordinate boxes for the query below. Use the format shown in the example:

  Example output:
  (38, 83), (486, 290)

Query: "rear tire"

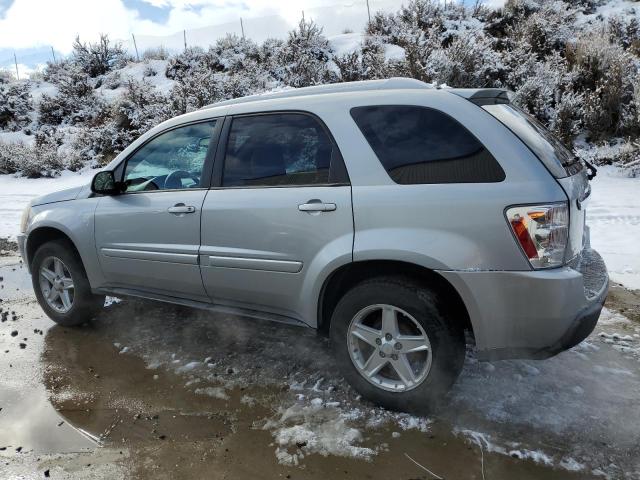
(330, 276), (465, 414)
(31, 239), (104, 327)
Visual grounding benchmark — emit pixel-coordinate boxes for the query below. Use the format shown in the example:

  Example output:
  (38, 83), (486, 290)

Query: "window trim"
(349, 104), (506, 185)
(117, 118), (223, 195)
(210, 110), (350, 190)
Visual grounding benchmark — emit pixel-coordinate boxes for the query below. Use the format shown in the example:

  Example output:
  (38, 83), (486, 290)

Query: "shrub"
(72, 34), (130, 77)
(0, 82), (32, 131)
(277, 20), (335, 87)
(142, 45), (170, 61)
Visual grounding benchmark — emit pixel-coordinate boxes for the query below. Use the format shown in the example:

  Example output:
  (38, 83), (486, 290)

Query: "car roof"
(148, 79), (509, 137)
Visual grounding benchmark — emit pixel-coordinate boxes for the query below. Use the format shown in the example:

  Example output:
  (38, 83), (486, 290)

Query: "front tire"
(330, 276), (465, 414)
(32, 239), (104, 326)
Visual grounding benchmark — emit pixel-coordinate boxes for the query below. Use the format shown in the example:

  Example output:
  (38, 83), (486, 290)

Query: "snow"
(194, 386), (229, 400)
(588, 166), (640, 290)
(264, 401), (376, 466)
(328, 33), (364, 57)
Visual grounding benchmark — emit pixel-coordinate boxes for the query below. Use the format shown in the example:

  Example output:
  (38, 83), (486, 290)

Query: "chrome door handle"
(168, 204), (196, 214)
(298, 201), (337, 212)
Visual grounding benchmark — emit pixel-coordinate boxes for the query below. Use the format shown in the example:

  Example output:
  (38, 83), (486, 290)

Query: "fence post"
(132, 33), (140, 61)
(183, 30), (187, 51)
(51, 46), (56, 63)
(366, 0), (371, 23)
(240, 17), (245, 39)
(13, 53), (19, 80)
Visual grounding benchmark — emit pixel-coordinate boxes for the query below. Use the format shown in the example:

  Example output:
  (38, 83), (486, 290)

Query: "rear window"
(350, 105), (505, 184)
(482, 104), (583, 178)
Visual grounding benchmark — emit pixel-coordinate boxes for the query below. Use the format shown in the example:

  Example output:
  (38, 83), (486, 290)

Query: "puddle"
(0, 258), (638, 478)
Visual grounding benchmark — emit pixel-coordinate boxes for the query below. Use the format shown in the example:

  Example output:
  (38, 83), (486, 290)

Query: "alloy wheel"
(39, 256), (75, 314)
(347, 304), (433, 392)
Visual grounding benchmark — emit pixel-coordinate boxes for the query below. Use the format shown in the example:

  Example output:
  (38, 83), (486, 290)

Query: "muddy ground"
(1, 252), (639, 479)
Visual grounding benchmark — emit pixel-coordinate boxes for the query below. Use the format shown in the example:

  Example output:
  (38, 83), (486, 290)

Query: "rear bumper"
(438, 248), (608, 361)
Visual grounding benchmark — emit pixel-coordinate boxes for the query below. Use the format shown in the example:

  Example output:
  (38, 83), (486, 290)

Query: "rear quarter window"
(350, 105), (505, 184)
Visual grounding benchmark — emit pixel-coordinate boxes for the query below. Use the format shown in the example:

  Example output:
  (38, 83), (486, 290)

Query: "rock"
(10, 331), (17, 337)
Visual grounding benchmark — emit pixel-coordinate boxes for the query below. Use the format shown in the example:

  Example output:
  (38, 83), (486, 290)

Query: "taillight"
(506, 203), (569, 269)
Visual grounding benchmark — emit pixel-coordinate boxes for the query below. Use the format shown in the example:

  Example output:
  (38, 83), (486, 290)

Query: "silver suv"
(18, 78), (608, 412)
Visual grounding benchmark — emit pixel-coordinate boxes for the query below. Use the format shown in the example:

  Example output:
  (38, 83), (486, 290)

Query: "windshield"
(483, 104), (583, 178)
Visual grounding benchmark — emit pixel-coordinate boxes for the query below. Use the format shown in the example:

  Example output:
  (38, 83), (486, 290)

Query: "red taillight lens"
(506, 203), (569, 269)
(510, 215), (539, 259)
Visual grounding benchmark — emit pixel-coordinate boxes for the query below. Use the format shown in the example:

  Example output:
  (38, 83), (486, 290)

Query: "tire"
(330, 276), (465, 414)
(31, 239), (105, 326)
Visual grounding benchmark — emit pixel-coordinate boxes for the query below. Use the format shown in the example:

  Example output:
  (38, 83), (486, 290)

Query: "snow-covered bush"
(567, 34), (639, 139)
(110, 79), (171, 152)
(0, 82), (32, 131)
(276, 20), (335, 87)
(71, 34), (130, 77)
(165, 47), (207, 81)
(209, 34), (261, 74)
(0, 131), (63, 178)
(425, 30), (504, 87)
(142, 46), (170, 61)
(575, 139), (640, 175)
(0, 69), (14, 84)
(38, 66), (104, 126)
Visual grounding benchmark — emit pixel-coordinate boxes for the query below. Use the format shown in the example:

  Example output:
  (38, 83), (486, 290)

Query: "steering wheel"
(164, 170), (200, 190)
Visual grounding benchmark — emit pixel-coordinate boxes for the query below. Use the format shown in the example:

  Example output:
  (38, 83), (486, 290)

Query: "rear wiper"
(584, 159), (597, 181)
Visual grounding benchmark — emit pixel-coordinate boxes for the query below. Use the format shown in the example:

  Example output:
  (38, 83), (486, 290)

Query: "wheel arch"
(26, 227), (84, 273)
(317, 260), (473, 339)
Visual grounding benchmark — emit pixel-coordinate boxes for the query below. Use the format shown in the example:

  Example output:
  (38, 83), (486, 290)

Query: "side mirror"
(91, 170), (121, 195)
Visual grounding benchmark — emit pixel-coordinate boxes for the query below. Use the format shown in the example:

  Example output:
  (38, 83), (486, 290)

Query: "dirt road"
(1, 254), (639, 479)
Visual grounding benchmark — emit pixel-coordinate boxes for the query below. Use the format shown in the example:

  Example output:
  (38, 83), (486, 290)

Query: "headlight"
(20, 205), (32, 233)
(506, 203), (569, 269)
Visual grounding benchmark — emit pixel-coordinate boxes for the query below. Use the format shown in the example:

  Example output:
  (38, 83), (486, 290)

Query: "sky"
(0, 0), (506, 70)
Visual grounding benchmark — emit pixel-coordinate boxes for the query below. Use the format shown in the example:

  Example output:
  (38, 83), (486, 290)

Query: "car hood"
(31, 185), (87, 206)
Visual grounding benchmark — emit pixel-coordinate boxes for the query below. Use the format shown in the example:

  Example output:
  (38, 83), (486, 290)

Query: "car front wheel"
(32, 239), (104, 326)
(330, 277), (465, 414)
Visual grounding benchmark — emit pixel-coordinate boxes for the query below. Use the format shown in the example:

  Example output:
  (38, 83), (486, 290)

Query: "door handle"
(298, 200), (337, 213)
(168, 203), (196, 215)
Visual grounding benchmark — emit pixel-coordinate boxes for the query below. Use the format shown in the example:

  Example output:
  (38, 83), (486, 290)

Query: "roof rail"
(200, 77), (434, 110)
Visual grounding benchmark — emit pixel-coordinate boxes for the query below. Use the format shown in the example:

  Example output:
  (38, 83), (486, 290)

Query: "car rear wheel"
(32, 239), (105, 326)
(330, 276), (465, 414)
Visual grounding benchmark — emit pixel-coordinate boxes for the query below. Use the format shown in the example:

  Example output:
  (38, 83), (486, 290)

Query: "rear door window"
(222, 113), (343, 187)
(350, 105), (505, 184)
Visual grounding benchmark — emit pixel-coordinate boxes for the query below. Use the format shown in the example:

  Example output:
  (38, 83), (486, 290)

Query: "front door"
(95, 120), (218, 301)
(200, 112), (353, 322)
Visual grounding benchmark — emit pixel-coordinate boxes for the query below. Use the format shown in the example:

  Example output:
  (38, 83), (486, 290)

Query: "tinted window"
(223, 114), (334, 187)
(350, 106), (505, 184)
(482, 104), (582, 178)
(123, 121), (215, 192)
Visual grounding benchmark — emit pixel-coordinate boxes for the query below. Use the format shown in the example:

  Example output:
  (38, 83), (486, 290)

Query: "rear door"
(200, 112), (353, 321)
(94, 120), (220, 301)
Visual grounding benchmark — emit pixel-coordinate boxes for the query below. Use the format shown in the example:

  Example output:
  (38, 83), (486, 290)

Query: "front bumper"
(438, 248), (609, 361)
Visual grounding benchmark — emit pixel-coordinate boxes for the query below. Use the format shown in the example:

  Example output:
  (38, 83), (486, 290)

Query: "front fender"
(26, 198), (105, 288)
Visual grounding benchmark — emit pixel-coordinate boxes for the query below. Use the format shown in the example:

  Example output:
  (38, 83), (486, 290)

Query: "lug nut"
(379, 351), (386, 358)
(391, 354), (398, 361)
(394, 342), (402, 350)
(385, 333), (392, 341)
(375, 338), (382, 345)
